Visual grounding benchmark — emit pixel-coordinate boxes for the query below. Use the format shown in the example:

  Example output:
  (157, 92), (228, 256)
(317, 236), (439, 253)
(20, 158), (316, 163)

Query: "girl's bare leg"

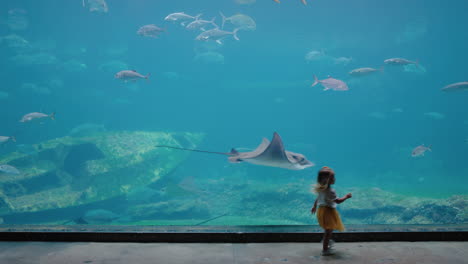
(323, 229), (333, 251)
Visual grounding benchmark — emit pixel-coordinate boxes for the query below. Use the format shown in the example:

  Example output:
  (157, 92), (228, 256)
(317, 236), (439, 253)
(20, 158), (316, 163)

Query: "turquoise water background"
(0, 0), (467, 225)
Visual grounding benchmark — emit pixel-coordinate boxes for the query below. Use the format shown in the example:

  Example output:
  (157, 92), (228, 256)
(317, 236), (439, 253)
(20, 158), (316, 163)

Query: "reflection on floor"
(0, 242), (466, 264)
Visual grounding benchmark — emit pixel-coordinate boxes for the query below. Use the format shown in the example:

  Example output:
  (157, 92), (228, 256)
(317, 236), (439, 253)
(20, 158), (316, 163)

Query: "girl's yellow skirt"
(317, 206), (345, 231)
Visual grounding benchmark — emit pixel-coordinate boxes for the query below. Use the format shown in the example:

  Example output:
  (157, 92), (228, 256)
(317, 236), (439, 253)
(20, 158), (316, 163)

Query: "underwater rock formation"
(127, 199), (211, 220)
(224, 183), (467, 225)
(0, 131), (204, 216)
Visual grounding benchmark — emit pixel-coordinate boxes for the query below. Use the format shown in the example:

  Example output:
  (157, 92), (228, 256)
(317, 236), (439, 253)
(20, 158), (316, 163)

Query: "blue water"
(0, 0), (467, 225)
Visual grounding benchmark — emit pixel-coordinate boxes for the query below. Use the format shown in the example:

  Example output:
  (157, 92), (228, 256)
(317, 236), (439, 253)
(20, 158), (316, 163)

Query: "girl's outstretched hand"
(346, 193), (352, 199)
(311, 206), (317, 214)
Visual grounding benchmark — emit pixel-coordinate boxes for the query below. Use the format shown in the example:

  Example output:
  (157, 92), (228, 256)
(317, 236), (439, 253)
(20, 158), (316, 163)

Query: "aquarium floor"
(0, 242), (466, 264)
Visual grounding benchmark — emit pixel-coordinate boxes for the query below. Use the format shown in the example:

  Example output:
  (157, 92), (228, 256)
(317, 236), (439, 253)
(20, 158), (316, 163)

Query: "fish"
(155, 132), (314, 170)
(137, 24), (165, 38)
(312, 75), (349, 91)
(195, 28), (240, 44)
(411, 144), (431, 157)
(83, 0), (108, 13)
(164, 12), (201, 26)
(273, 0), (307, 5)
(384, 58), (418, 66)
(186, 17), (217, 31)
(0, 164), (21, 175)
(115, 70), (150, 82)
(441, 82), (468, 92)
(424, 112), (445, 120)
(219, 12), (256, 31)
(20, 112), (55, 123)
(305, 50), (327, 63)
(349, 67), (383, 77)
(76, 209), (120, 224)
(0, 136), (16, 144)
(333, 56), (353, 66)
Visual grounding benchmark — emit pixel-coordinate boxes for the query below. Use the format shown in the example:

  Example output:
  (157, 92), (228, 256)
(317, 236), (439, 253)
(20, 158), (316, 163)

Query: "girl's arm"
(335, 193), (352, 204)
(311, 198), (318, 214)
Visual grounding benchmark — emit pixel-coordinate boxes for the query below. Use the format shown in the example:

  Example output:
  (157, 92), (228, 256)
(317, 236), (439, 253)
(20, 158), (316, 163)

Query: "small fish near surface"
(349, 67), (383, 77)
(137, 24), (165, 38)
(384, 58), (419, 66)
(411, 144), (431, 157)
(312, 75), (349, 91)
(273, 0), (308, 5)
(441, 82), (468, 92)
(164, 12), (201, 26)
(195, 28), (240, 44)
(82, 0), (108, 13)
(0, 136), (16, 144)
(20, 112), (55, 123)
(155, 132), (314, 170)
(0, 164), (21, 175)
(115, 70), (150, 82)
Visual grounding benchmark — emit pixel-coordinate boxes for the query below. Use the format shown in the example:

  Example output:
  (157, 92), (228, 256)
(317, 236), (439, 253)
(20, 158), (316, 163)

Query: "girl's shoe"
(321, 249), (335, 256)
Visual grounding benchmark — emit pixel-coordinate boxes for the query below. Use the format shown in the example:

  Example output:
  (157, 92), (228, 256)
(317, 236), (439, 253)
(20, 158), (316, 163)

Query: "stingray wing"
(234, 138), (270, 161)
(241, 132), (291, 167)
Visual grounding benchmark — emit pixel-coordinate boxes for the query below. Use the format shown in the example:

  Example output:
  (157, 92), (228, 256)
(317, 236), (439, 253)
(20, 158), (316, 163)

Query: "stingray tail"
(155, 145), (234, 156)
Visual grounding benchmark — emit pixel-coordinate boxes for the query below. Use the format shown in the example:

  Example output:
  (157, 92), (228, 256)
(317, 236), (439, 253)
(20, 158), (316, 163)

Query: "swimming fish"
(20, 112), (55, 123)
(441, 82), (468, 92)
(424, 112), (445, 120)
(349, 67), (383, 77)
(219, 12), (256, 31)
(195, 28), (240, 44)
(411, 144), (431, 157)
(164, 12), (201, 26)
(0, 136), (16, 144)
(0, 164), (21, 175)
(83, 0), (108, 13)
(384, 58), (418, 66)
(186, 17), (217, 31)
(137, 24), (165, 38)
(273, 0), (307, 5)
(312, 75), (349, 91)
(115, 70), (150, 82)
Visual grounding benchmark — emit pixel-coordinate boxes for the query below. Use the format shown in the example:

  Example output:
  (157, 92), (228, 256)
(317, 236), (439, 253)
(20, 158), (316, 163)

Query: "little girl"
(311, 166), (352, 256)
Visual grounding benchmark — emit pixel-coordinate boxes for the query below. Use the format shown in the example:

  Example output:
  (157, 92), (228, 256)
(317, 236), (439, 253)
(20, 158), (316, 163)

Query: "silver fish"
(186, 17), (217, 31)
(0, 164), (20, 175)
(349, 67), (383, 77)
(411, 144), (431, 157)
(115, 70), (150, 82)
(441, 82), (468, 92)
(384, 58), (418, 66)
(195, 28), (240, 44)
(0, 136), (16, 144)
(20, 112), (55, 123)
(273, 0), (307, 5)
(312, 75), (349, 91)
(164, 12), (201, 26)
(219, 12), (256, 31)
(137, 24), (164, 38)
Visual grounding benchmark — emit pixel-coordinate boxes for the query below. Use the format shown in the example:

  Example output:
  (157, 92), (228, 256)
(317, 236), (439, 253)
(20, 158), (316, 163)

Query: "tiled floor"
(0, 242), (466, 264)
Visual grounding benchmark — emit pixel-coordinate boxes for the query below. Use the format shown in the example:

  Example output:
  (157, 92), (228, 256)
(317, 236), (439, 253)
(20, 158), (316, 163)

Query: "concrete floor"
(0, 242), (466, 264)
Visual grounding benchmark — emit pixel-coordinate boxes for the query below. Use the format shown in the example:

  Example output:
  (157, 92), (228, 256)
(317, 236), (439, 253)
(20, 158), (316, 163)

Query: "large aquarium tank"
(0, 0), (467, 228)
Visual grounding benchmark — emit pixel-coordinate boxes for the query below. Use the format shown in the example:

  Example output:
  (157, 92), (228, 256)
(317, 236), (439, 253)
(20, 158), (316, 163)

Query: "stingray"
(156, 132), (314, 170)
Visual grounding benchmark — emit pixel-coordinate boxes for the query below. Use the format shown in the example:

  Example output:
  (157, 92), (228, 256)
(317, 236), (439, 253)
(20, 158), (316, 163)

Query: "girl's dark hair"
(314, 166), (335, 192)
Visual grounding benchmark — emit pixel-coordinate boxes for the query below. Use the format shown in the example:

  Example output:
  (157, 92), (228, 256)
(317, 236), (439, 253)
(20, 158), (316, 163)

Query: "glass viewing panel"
(0, 0), (467, 229)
